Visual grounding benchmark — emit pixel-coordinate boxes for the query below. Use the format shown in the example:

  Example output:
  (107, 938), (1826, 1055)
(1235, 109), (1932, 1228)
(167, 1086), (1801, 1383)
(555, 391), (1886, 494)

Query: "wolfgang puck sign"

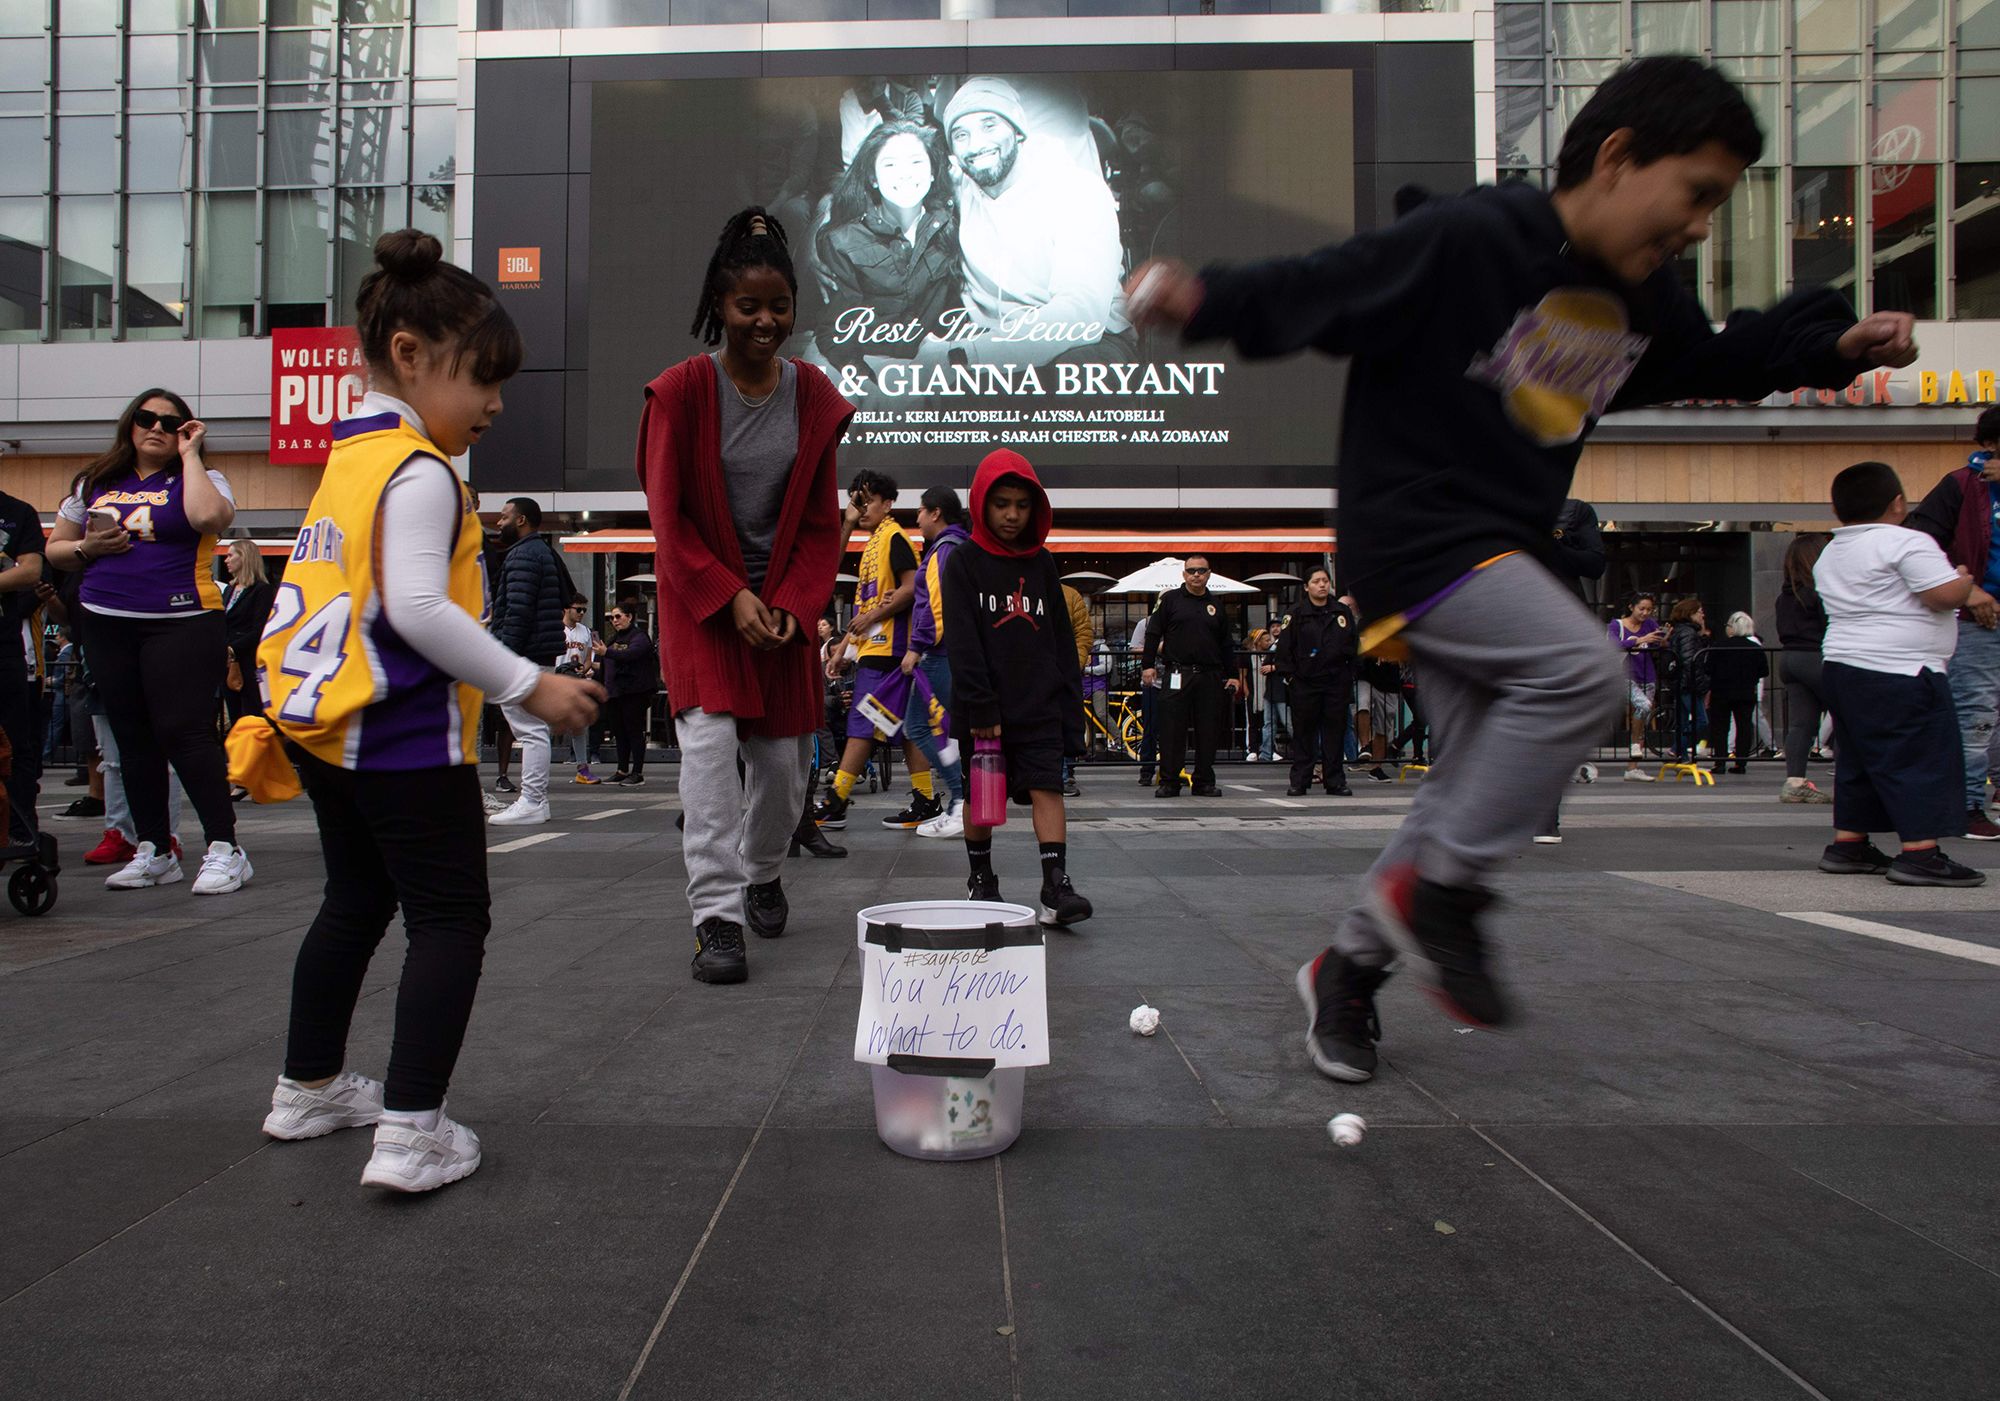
(270, 327), (365, 464)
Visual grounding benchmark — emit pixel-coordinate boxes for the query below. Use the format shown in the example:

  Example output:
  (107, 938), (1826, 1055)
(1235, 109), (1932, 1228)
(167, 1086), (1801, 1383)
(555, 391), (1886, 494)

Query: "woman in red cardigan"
(636, 209), (854, 984)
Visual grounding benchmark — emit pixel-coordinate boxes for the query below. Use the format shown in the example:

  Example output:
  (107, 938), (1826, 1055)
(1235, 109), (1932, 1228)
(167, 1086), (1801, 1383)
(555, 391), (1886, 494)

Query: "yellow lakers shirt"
(259, 408), (488, 769)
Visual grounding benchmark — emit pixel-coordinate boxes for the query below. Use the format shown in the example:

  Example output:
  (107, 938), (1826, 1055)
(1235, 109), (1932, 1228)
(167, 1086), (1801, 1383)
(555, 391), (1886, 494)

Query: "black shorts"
(1821, 661), (1965, 841)
(1003, 741), (1064, 806)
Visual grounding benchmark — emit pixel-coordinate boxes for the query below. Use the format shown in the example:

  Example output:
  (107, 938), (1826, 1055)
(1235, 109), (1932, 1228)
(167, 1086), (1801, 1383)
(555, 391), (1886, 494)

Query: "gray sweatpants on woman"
(1333, 553), (1625, 965)
(676, 709), (812, 929)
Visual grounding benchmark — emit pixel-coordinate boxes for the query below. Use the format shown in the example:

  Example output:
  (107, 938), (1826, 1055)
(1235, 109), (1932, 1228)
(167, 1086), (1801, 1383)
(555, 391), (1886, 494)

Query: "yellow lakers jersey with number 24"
(258, 410), (489, 770)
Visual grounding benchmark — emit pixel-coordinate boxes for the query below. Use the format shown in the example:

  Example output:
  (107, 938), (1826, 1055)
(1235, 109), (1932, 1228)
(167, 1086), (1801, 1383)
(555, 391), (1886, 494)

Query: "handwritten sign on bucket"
(855, 909), (1048, 1070)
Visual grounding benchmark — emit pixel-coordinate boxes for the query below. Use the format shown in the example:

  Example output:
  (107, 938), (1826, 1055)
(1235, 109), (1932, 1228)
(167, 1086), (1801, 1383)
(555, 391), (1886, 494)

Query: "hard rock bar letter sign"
(270, 326), (365, 465)
(855, 917), (1049, 1071)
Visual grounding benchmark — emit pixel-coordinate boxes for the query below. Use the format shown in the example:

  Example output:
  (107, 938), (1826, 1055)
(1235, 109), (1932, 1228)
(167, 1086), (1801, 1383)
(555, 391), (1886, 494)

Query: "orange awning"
(561, 527), (1335, 555)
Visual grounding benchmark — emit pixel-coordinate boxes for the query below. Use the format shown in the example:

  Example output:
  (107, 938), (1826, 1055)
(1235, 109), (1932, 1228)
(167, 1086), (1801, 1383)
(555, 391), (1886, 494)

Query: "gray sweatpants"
(676, 708), (812, 929)
(1333, 553), (1624, 964)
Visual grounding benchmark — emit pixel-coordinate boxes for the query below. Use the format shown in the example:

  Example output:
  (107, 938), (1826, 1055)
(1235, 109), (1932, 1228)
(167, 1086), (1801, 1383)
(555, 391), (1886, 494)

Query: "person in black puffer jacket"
(1665, 598), (1711, 759)
(487, 497), (567, 823)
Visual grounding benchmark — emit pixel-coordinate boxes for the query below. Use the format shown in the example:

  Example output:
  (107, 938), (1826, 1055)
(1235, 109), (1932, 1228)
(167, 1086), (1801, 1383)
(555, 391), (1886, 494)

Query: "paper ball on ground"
(1129, 1004), (1161, 1036)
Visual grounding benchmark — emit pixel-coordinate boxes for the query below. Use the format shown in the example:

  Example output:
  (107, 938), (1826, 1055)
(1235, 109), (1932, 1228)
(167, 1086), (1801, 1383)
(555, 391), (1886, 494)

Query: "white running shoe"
(360, 1109), (482, 1193)
(1622, 767), (1656, 783)
(262, 1070), (385, 1140)
(191, 840), (253, 895)
(915, 799), (964, 840)
(489, 798), (551, 826)
(1575, 763), (1599, 784)
(105, 841), (182, 890)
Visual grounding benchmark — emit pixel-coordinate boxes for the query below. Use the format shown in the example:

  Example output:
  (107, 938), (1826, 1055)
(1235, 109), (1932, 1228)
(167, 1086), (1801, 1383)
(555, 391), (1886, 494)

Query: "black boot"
(692, 918), (748, 984)
(789, 793), (846, 858)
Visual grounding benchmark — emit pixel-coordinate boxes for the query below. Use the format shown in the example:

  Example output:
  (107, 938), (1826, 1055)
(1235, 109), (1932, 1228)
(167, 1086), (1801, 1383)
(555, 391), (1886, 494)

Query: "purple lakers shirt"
(61, 467), (232, 618)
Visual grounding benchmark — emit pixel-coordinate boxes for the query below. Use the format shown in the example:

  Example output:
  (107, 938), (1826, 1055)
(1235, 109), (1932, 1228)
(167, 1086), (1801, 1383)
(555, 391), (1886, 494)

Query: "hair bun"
(374, 228), (443, 283)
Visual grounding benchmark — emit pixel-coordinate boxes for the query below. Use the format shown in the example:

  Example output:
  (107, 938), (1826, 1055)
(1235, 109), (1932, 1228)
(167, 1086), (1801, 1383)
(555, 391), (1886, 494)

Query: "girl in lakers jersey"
(257, 230), (601, 1193)
(44, 388), (246, 894)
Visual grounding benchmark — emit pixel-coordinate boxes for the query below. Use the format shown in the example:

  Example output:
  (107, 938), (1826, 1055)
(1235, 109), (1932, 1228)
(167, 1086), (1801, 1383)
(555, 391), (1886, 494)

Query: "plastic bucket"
(857, 900), (1039, 1161)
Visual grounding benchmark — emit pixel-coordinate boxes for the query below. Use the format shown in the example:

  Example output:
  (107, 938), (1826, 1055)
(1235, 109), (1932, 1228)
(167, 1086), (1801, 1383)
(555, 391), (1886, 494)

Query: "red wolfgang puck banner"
(270, 327), (365, 464)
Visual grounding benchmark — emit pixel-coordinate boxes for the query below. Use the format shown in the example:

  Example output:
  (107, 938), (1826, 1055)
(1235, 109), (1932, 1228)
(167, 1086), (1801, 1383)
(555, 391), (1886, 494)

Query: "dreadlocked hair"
(689, 207), (798, 346)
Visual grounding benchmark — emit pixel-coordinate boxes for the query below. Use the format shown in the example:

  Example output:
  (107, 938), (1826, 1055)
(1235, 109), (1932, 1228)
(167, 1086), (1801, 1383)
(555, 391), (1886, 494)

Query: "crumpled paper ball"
(1129, 1004), (1161, 1036)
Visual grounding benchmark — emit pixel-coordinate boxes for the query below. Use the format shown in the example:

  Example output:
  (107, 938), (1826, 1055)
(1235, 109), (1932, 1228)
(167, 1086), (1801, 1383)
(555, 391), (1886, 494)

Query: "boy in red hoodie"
(942, 451), (1092, 926)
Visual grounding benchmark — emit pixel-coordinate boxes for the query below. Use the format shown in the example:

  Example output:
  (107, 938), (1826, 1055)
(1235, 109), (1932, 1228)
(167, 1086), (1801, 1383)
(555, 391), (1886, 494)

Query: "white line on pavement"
(1226, 783), (1261, 793)
(1260, 798), (1305, 809)
(575, 808), (634, 822)
(488, 832), (567, 854)
(1778, 911), (2000, 968)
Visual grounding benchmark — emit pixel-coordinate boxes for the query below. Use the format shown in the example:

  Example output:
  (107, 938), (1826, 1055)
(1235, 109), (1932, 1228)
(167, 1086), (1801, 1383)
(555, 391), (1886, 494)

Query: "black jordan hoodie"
(941, 450), (1084, 753)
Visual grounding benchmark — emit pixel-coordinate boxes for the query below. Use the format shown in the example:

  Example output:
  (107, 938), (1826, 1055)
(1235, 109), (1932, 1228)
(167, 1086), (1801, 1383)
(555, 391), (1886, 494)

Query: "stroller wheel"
(9, 863), (57, 917)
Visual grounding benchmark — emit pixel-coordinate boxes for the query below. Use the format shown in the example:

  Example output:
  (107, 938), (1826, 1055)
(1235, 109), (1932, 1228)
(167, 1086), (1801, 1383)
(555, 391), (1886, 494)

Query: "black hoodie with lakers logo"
(941, 450), (1084, 753)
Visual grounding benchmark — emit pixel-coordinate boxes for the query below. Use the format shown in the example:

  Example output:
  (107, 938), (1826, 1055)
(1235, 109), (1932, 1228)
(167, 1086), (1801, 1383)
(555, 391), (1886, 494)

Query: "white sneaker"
(360, 1108), (482, 1193)
(1532, 834), (1563, 845)
(191, 840), (253, 895)
(915, 799), (964, 840)
(1575, 763), (1598, 784)
(489, 797), (551, 826)
(1622, 767), (1656, 783)
(262, 1070), (385, 1140)
(105, 841), (182, 889)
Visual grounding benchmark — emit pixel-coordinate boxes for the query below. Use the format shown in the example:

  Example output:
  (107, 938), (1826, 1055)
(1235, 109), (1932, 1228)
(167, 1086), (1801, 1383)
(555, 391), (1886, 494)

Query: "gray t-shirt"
(714, 353), (799, 595)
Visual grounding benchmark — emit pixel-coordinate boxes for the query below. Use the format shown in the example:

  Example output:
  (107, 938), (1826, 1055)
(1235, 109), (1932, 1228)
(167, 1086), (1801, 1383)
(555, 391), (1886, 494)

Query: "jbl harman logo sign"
(498, 247), (542, 287)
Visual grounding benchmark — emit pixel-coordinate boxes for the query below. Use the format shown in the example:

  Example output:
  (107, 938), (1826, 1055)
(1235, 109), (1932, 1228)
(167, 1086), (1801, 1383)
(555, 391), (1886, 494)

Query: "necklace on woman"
(730, 376), (777, 410)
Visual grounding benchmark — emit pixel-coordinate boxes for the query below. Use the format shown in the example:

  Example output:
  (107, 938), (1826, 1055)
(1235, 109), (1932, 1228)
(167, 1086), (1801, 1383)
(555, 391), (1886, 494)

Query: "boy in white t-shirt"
(1813, 461), (1984, 887)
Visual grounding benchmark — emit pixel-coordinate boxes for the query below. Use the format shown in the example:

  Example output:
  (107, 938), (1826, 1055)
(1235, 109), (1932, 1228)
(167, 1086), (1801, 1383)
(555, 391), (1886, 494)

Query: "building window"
(1792, 166), (1858, 299)
(1954, 163), (2000, 317)
(1716, 168), (1781, 316)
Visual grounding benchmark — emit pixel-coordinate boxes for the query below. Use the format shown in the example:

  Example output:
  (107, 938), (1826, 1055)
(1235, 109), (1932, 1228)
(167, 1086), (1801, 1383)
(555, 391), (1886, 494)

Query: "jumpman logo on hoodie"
(991, 578), (1043, 630)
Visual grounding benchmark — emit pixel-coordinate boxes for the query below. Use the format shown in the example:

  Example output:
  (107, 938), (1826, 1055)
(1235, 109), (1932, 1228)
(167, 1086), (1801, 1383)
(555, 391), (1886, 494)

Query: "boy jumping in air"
(1127, 56), (1918, 1079)
(943, 450), (1092, 928)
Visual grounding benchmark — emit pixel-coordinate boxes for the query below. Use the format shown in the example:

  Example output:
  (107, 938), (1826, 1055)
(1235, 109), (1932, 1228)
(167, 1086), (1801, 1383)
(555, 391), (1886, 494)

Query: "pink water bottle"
(968, 738), (1007, 827)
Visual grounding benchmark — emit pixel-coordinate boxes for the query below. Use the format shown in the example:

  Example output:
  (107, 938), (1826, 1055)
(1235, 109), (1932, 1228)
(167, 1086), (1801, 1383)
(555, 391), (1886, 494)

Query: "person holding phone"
(44, 388), (250, 895)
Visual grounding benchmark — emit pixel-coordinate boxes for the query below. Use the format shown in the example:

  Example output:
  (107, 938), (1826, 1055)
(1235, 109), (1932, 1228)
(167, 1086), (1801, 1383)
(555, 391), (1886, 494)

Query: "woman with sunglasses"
(45, 389), (252, 895)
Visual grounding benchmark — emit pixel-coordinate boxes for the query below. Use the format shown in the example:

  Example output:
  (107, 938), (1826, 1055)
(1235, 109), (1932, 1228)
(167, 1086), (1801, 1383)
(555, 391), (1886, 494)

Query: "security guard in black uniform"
(1272, 565), (1359, 796)
(1140, 555), (1240, 797)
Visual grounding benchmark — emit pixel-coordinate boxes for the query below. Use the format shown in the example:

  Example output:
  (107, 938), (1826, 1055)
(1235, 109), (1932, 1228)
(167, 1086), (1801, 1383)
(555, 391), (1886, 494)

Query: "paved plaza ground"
(1, 764), (1996, 1400)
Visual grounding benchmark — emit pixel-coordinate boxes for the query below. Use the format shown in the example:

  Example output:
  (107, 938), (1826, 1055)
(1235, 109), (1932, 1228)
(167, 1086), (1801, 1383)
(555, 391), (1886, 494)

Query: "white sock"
(381, 1106), (444, 1133)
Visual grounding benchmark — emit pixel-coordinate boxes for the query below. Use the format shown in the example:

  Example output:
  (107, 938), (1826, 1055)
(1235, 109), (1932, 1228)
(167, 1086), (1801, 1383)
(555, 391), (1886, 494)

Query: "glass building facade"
(1497, 0), (2000, 320)
(0, 0), (458, 344)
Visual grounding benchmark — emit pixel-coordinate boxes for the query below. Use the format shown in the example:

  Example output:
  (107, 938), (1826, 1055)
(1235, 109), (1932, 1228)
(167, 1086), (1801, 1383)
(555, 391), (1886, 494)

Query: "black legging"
(610, 692), (652, 775)
(82, 608), (234, 849)
(223, 641), (261, 730)
(286, 755), (488, 1112)
(1779, 650), (1827, 780)
(1708, 693), (1758, 769)
(0, 641), (40, 849)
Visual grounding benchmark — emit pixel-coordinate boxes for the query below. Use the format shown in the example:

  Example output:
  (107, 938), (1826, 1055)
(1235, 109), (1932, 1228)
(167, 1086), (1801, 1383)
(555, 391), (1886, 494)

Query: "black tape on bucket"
(868, 920), (1041, 954)
(888, 1053), (999, 1078)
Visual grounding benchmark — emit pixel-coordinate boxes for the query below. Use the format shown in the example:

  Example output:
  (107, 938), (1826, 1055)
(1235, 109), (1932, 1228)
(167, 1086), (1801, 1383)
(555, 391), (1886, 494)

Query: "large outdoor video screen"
(588, 67), (1355, 477)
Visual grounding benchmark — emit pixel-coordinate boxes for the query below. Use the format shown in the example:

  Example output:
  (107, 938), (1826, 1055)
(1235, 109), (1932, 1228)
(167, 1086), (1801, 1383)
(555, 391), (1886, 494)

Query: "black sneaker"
(1137, 770), (1155, 787)
(620, 773), (647, 788)
(59, 796), (105, 820)
(967, 869), (1002, 902)
(1037, 871), (1092, 927)
(691, 918), (748, 983)
(746, 878), (788, 938)
(1965, 808), (2000, 841)
(1285, 785), (1309, 797)
(1153, 783), (1181, 798)
(1371, 865), (1510, 1028)
(1365, 766), (1393, 784)
(882, 791), (942, 829)
(1325, 785), (1353, 797)
(1061, 778), (1081, 797)
(815, 793), (850, 830)
(1192, 784), (1221, 797)
(1887, 846), (1987, 888)
(495, 776), (516, 793)
(1818, 839), (1893, 874)
(1295, 950), (1388, 1082)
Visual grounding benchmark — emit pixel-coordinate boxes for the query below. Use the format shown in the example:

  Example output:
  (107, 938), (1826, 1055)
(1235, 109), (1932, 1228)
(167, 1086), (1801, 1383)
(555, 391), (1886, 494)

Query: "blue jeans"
(1677, 689), (1707, 758)
(901, 653), (964, 804)
(1948, 616), (2000, 808)
(1258, 695), (1288, 760)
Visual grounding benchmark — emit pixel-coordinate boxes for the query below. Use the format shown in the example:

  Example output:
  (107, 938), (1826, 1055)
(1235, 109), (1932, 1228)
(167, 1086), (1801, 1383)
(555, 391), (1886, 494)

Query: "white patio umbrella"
(1105, 556), (1257, 595)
